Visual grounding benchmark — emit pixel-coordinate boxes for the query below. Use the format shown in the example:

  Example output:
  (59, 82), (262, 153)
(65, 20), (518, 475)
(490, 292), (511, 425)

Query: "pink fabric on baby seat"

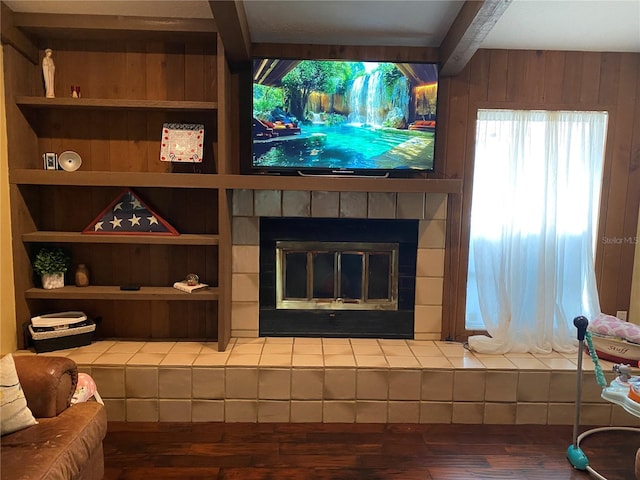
(589, 313), (640, 344)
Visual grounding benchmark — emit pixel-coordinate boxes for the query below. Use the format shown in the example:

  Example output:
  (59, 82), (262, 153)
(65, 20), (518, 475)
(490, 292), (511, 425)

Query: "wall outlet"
(617, 310), (628, 321)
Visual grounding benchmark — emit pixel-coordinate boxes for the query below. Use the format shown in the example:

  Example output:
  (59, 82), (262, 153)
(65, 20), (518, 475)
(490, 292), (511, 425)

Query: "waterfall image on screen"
(252, 58), (438, 175)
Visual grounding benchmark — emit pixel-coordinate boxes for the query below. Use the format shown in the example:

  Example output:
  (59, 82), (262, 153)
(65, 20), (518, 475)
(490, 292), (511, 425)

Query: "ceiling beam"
(208, 0), (251, 68)
(439, 0), (512, 76)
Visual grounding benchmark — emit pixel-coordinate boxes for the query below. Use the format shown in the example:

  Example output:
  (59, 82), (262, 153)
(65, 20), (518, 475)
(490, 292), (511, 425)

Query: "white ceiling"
(4, 0), (640, 52)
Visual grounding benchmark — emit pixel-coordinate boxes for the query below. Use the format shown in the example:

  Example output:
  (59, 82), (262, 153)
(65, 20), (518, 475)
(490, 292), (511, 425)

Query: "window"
(466, 110), (608, 354)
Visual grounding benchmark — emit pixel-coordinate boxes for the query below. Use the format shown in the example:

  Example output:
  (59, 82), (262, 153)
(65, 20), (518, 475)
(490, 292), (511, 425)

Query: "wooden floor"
(103, 422), (640, 480)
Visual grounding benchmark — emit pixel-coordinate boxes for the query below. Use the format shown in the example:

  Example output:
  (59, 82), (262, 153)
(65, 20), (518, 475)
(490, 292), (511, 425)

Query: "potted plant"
(33, 247), (70, 289)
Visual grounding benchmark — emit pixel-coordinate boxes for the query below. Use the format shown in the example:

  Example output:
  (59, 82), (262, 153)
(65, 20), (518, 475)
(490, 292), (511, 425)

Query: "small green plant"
(33, 247), (70, 275)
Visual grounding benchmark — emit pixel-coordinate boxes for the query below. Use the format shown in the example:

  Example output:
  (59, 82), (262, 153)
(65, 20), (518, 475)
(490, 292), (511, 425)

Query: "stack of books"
(172, 280), (209, 293)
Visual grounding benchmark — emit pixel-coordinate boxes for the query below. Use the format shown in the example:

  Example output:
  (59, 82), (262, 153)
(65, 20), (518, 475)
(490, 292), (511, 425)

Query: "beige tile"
(200, 342), (225, 353)
(409, 342), (442, 357)
(414, 277), (444, 306)
(416, 248), (444, 277)
(356, 370), (388, 400)
(419, 401), (452, 424)
(192, 367), (225, 399)
(232, 342), (264, 354)
(92, 367), (125, 397)
(235, 338), (265, 345)
(323, 401), (355, 422)
(322, 338), (351, 345)
(76, 341), (115, 353)
(549, 372), (577, 402)
(159, 368), (192, 399)
(293, 344), (323, 355)
(351, 344), (384, 355)
(381, 345), (413, 356)
(232, 188), (253, 216)
(265, 337), (294, 344)
(193, 353), (229, 366)
(232, 216), (259, 245)
(424, 193), (447, 221)
(232, 245), (260, 273)
(538, 358), (576, 370)
(323, 344), (353, 355)
(225, 400), (258, 422)
(290, 401), (323, 422)
(484, 403), (516, 424)
(295, 338), (323, 345)
(126, 399), (158, 422)
(283, 190), (311, 217)
(291, 369), (324, 400)
(231, 301), (260, 332)
(356, 401), (388, 423)
(452, 402), (484, 424)
(159, 400), (192, 422)
(227, 354), (261, 366)
(311, 191), (339, 217)
(262, 343), (293, 355)
(417, 357), (453, 368)
(581, 404), (612, 425)
(484, 371), (518, 402)
(292, 354), (324, 367)
(435, 341), (467, 356)
(421, 370), (454, 401)
(127, 353), (165, 366)
(547, 403), (574, 425)
(192, 400), (225, 422)
(258, 400), (291, 422)
(453, 371), (486, 402)
(355, 355), (388, 368)
(160, 353), (197, 366)
(324, 369), (356, 399)
(368, 192), (396, 219)
(169, 342), (204, 354)
(232, 329), (259, 339)
(387, 356), (421, 368)
(102, 399), (125, 422)
(259, 354), (293, 367)
(611, 407), (640, 426)
(324, 355), (356, 367)
(94, 353), (134, 365)
(448, 357), (485, 369)
(231, 273), (259, 302)
(388, 401), (420, 423)
(254, 190), (282, 216)
(107, 342), (144, 354)
(516, 403), (548, 425)
(517, 372), (551, 402)
(508, 357), (549, 369)
(139, 342), (176, 354)
(126, 367), (158, 398)
(414, 333), (441, 341)
(226, 368), (258, 399)
(339, 192), (367, 218)
(418, 219), (446, 248)
(397, 192), (425, 219)
(67, 352), (102, 365)
(414, 306), (443, 335)
(389, 370), (421, 400)
(259, 368), (291, 399)
(478, 357), (518, 369)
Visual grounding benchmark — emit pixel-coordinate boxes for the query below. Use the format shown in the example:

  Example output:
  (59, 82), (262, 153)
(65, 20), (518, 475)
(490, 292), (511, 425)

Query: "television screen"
(251, 58), (438, 177)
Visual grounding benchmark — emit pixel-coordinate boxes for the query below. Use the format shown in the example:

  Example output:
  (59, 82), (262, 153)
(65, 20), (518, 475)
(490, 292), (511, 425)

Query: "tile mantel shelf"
(10, 170), (463, 194)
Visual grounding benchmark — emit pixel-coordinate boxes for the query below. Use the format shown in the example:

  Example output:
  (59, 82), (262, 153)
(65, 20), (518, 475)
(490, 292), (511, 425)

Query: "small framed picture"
(43, 153), (58, 170)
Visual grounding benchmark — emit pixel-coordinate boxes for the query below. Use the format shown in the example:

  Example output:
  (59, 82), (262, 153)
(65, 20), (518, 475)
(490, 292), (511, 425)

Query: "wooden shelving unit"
(25, 286), (219, 301)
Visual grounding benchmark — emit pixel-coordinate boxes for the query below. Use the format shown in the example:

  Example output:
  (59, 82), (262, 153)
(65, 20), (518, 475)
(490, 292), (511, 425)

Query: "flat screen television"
(251, 58), (439, 177)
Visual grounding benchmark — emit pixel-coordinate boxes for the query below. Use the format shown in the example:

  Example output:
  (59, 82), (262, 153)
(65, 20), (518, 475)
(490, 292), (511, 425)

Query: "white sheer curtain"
(466, 110), (608, 354)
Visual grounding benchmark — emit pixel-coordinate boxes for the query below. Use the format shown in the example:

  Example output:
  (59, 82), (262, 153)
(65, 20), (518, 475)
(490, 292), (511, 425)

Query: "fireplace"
(259, 217), (417, 338)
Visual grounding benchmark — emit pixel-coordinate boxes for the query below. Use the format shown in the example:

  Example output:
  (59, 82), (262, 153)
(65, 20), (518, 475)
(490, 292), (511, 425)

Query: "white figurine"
(42, 48), (55, 98)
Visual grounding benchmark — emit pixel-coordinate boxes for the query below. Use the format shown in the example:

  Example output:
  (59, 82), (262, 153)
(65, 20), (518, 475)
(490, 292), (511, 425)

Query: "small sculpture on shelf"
(74, 264), (90, 287)
(42, 48), (55, 98)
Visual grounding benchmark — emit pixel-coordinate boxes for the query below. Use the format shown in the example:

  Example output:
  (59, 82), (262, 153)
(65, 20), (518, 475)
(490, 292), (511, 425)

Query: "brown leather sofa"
(1, 355), (107, 480)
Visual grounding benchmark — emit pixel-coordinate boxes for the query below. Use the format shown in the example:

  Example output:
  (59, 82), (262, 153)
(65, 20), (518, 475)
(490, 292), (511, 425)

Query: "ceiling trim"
(439, 0), (512, 76)
(208, 0), (251, 67)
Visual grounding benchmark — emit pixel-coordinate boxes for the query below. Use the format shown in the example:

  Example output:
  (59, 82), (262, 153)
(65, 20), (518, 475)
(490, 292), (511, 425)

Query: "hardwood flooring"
(104, 423), (640, 480)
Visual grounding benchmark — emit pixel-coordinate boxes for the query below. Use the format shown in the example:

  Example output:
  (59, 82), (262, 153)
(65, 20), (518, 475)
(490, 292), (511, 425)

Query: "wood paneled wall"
(439, 49), (640, 340)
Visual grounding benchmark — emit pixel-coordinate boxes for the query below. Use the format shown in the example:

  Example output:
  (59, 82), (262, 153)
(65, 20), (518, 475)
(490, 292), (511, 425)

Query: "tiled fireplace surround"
(16, 189), (637, 427)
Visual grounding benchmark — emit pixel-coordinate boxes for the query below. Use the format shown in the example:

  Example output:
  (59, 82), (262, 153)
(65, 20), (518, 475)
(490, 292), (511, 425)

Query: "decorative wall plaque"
(160, 123), (204, 163)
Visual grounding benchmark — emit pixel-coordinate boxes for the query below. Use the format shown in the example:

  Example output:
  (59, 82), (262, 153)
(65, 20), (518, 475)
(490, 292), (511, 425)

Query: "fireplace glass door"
(276, 241), (398, 310)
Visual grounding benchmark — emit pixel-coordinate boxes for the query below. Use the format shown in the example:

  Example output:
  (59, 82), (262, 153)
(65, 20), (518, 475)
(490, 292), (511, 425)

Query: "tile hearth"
(14, 338), (639, 427)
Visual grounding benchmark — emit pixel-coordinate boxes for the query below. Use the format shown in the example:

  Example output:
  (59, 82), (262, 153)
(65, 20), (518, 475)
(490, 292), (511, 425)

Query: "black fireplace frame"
(259, 217), (417, 338)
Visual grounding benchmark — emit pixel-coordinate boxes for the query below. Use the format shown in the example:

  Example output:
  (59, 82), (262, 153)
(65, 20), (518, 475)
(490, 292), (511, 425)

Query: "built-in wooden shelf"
(25, 285), (219, 301)
(16, 96), (217, 112)
(23, 231), (219, 246)
(9, 170), (221, 188)
(10, 170), (462, 194)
